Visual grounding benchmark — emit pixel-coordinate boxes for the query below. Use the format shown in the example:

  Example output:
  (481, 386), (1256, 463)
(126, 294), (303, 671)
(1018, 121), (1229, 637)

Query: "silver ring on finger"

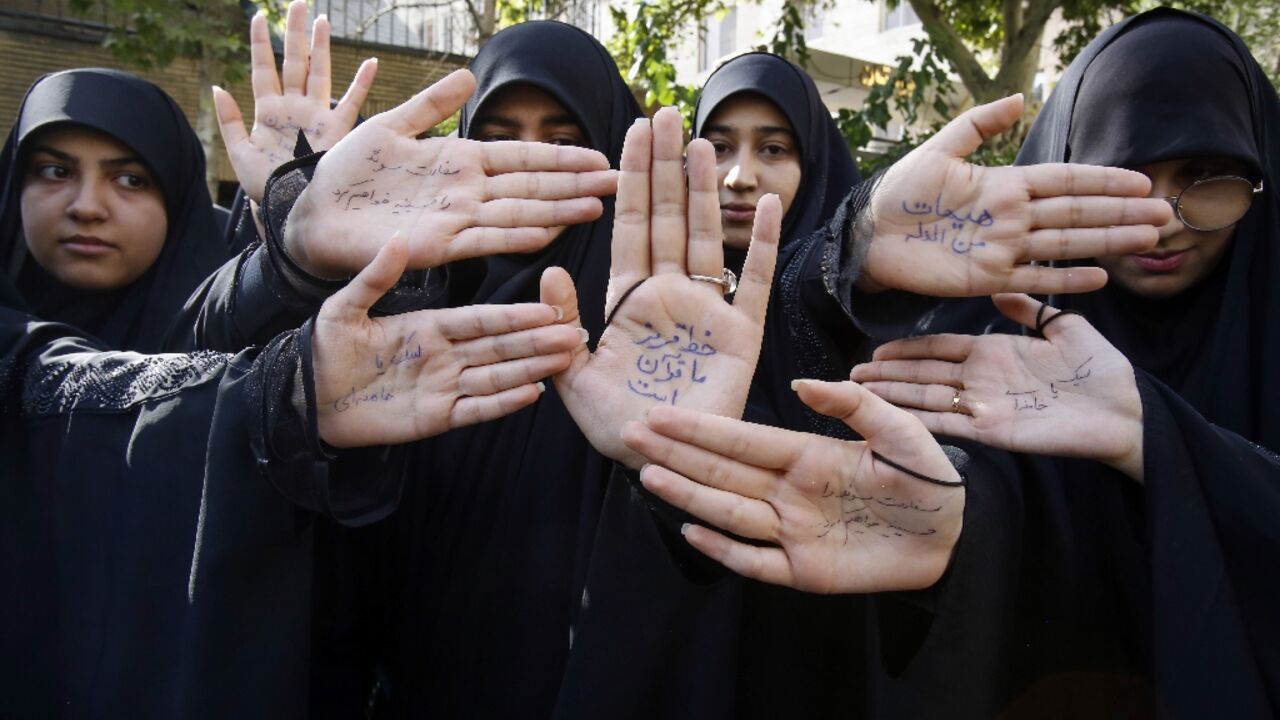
(688, 268), (738, 296)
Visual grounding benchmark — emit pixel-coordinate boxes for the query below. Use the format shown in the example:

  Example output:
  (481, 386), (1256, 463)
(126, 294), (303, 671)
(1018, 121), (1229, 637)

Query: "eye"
(34, 163), (69, 181)
(115, 173), (149, 190)
(477, 132), (516, 143)
(710, 141), (731, 156)
(547, 135), (585, 147)
(760, 143), (792, 158)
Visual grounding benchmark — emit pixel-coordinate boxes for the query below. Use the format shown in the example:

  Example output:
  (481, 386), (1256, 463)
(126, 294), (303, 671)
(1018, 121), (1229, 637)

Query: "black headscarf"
(694, 51), (860, 254)
(1017, 9), (1280, 449)
(0, 68), (228, 352)
(1018, 10), (1280, 716)
(353, 23), (646, 716)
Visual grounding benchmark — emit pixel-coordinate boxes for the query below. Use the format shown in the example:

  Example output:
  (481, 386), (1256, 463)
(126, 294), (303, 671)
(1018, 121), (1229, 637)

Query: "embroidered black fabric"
(22, 349), (229, 415)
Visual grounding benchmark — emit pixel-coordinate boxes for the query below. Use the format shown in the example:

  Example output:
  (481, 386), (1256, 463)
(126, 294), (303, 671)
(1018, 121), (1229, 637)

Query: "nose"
(724, 151), (757, 192)
(1147, 177), (1184, 239)
(66, 178), (110, 223)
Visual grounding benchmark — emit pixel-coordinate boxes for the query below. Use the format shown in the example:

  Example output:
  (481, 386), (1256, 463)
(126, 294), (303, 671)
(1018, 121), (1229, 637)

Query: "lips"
(721, 203), (756, 223)
(60, 235), (117, 256)
(1131, 249), (1189, 272)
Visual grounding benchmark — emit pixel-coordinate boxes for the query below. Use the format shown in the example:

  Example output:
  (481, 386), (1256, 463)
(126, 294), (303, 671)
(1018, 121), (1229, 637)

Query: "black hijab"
(1018, 10), (1280, 716)
(1017, 9), (1280, 450)
(358, 23), (646, 716)
(0, 68), (228, 352)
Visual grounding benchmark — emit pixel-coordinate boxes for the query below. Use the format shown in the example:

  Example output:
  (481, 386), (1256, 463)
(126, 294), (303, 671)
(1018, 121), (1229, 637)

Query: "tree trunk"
(195, 49), (222, 198)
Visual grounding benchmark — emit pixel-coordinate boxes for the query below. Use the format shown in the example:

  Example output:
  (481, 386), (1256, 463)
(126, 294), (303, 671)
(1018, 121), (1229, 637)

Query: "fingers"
(212, 86), (249, 151)
(333, 58), (378, 132)
(1021, 225), (1158, 263)
(451, 383), (545, 428)
(381, 69), (476, 137)
(479, 141), (611, 174)
(892, 408), (978, 442)
(457, 353), (573, 396)
(307, 13), (332, 105)
(446, 226), (563, 262)
(1028, 196), (1173, 230)
(793, 380), (918, 443)
(641, 404), (804, 471)
(872, 334), (975, 362)
(1004, 264), (1108, 295)
(539, 266), (591, 373)
(621, 417), (785, 501)
(638, 463), (779, 542)
(922, 94), (1023, 159)
(432, 302), (560, 340)
(319, 232), (408, 324)
(249, 11), (281, 99)
(1020, 163), (1153, 198)
(280, 0), (309, 94)
(730, 193), (782, 324)
(455, 323), (586, 366)
(858, 381), (962, 414)
(685, 138), (725, 277)
(473, 197), (604, 229)
(483, 170), (618, 202)
(649, 106), (689, 275)
(682, 525), (794, 588)
(849, 358), (963, 387)
(611, 118), (653, 280)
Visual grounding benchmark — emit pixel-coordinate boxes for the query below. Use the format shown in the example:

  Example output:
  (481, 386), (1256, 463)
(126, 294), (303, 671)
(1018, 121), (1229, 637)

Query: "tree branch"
(908, 0), (994, 100)
(996, 0), (1056, 89)
(356, 0), (458, 36)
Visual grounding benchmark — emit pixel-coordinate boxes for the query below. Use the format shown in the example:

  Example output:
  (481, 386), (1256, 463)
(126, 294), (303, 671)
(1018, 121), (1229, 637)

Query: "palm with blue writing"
(862, 95), (1174, 296)
(621, 380), (965, 594)
(214, 1), (377, 204)
(850, 294), (1145, 479)
(312, 234), (586, 448)
(282, 68), (619, 279)
(540, 108), (781, 468)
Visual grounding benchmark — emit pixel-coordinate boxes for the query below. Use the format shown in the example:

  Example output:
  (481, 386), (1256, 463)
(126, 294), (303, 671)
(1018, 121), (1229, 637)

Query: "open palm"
(623, 380), (965, 594)
(282, 69), (618, 279)
(851, 293), (1143, 476)
(864, 95), (1173, 297)
(312, 234), (585, 448)
(540, 108), (780, 467)
(214, 1), (377, 204)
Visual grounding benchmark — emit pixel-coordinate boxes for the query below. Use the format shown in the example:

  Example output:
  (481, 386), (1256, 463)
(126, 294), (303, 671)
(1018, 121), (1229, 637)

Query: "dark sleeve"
(1135, 371), (1280, 718)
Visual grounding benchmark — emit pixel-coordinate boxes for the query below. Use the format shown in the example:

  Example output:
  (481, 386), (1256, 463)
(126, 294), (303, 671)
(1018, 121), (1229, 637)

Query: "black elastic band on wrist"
(1034, 304), (1083, 337)
(604, 278), (650, 329)
(871, 451), (966, 488)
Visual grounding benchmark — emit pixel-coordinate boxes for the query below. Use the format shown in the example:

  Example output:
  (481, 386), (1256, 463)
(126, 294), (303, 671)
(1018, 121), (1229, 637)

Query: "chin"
(722, 234), (752, 252)
(1112, 272), (1195, 299)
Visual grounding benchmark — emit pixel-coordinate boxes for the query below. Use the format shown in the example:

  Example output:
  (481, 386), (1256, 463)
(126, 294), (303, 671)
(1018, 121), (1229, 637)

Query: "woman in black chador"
(852, 9), (1280, 717)
(0, 68), (229, 352)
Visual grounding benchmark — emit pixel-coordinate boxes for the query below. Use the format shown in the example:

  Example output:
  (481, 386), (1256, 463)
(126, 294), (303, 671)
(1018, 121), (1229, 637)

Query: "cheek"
(18, 185), (63, 250)
(767, 162), (803, 215)
(118, 197), (169, 276)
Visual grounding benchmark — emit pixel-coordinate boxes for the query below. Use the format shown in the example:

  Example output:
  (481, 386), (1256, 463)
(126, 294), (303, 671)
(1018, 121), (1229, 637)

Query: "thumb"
(379, 68), (475, 137)
(991, 292), (1044, 331)
(922, 94), (1023, 159)
(793, 379), (915, 443)
(540, 265), (592, 374)
(319, 232), (408, 324)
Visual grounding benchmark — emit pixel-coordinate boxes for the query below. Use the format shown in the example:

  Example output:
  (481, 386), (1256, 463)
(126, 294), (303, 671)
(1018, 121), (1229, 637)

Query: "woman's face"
(20, 125), (167, 290)
(470, 83), (589, 242)
(1096, 156), (1250, 298)
(702, 93), (802, 250)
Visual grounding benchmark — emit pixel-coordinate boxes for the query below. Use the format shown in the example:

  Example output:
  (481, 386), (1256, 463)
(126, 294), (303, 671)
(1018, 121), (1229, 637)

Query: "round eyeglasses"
(1158, 175), (1264, 232)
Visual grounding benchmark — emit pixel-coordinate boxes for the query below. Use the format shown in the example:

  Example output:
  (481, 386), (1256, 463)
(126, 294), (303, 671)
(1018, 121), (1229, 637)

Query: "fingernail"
(536, 381), (546, 393)
(553, 305), (564, 321)
(211, 85), (224, 95)
(632, 117), (649, 127)
(680, 523), (691, 536)
(577, 328), (590, 344)
(790, 379), (807, 391)
(317, 13), (328, 22)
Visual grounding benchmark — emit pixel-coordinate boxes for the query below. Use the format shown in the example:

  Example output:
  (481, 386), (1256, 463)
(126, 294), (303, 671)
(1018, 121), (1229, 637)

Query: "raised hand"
(539, 108), (781, 468)
(850, 293), (1144, 479)
(861, 95), (1173, 297)
(284, 68), (618, 279)
(312, 233), (587, 448)
(214, 0), (377, 204)
(621, 380), (965, 593)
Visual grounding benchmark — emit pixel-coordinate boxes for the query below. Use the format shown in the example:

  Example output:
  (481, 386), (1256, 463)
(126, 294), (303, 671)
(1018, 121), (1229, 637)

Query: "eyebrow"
(29, 145), (145, 168)
(471, 114), (584, 129)
(702, 124), (796, 138)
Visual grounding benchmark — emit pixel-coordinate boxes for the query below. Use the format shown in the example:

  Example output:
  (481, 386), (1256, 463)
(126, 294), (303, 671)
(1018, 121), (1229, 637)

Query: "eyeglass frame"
(1156, 175), (1265, 232)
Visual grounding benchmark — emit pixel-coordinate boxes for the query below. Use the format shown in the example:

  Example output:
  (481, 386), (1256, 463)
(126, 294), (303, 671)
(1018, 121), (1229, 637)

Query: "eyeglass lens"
(1178, 177), (1256, 231)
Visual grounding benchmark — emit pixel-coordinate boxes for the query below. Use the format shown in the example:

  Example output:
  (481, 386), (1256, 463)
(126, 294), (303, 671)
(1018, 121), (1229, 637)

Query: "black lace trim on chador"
(23, 350), (229, 415)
